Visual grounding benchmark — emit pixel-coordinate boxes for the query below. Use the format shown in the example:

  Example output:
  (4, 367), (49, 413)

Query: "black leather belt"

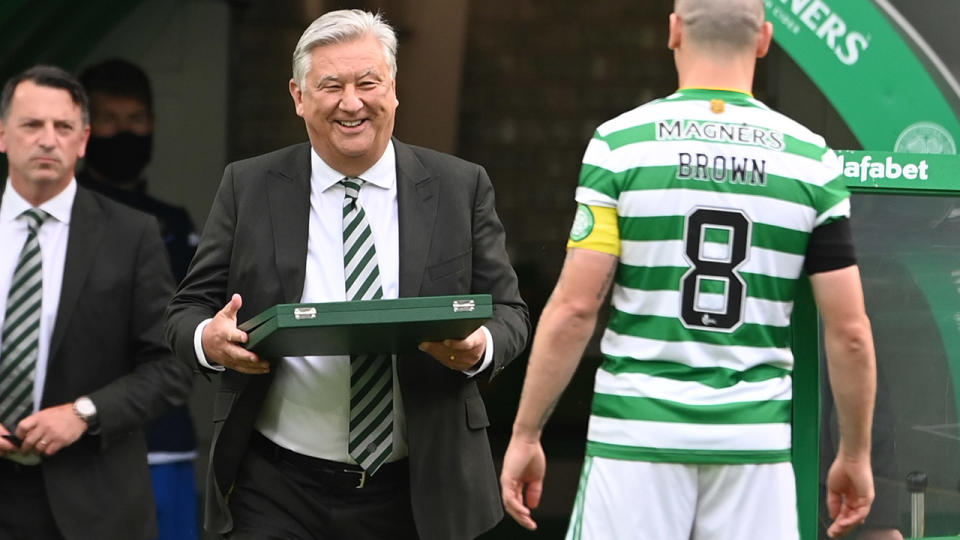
(251, 432), (408, 490)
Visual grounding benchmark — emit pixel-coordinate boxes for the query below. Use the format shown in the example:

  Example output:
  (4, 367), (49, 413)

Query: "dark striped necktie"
(0, 208), (49, 430)
(340, 178), (393, 474)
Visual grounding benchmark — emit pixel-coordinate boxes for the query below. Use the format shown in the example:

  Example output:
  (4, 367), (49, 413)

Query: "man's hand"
(500, 435), (546, 531)
(0, 423), (20, 456)
(826, 454), (875, 538)
(418, 327), (486, 371)
(10, 404), (88, 457)
(201, 294), (269, 374)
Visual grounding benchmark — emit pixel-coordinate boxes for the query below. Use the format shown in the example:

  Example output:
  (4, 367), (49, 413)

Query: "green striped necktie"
(341, 178), (393, 475)
(0, 208), (48, 430)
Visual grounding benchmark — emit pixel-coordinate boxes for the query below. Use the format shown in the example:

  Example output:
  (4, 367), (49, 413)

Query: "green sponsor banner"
(766, 0), (960, 153)
(767, 4), (960, 537)
(837, 150), (960, 193)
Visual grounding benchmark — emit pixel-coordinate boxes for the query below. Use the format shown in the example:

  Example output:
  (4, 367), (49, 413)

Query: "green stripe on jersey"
(783, 135), (830, 161)
(579, 162), (621, 200)
(619, 216), (809, 255)
(742, 272), (799, 302)
(618, 216), (681, 241)
(612, 165), (836, 208)
(600, 357), (791, 389)
(703, 228), (729, 243)
(753, 223), (809, 254)
(585, 441), (792, 464)
(699, 278), (726, 294)
(608, 310), (791, 348)
(616, 264), (686, 291)
(592, 393), (792, 425)
(579, 164), (842, 211)
(615, 264), (799, 302)
(594, 124), (656, 151)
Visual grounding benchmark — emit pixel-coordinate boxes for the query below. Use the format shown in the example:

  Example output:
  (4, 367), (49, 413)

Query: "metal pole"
(907, 470), (927, 538)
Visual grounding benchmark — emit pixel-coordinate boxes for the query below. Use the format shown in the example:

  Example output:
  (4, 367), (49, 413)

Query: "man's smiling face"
(289, 34), (399, 177)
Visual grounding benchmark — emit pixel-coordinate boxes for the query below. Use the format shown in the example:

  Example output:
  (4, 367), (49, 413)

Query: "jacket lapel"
(395, 140), (437, 298)
(49, 187), (102, 360)
(267, 143), (312, 303)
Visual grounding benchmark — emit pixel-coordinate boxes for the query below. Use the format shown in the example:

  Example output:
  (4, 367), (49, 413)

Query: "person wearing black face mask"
(78, 59), (197, 279)
(78, 58), (200, 540)
(85, 129), (153, 187)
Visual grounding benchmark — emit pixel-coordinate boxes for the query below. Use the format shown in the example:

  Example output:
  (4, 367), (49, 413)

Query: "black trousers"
(227, 434), (419, 540)
(0, 460), (65, 540)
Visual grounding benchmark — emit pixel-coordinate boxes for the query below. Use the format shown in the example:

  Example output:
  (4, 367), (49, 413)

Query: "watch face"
(75, 398), (96, 418)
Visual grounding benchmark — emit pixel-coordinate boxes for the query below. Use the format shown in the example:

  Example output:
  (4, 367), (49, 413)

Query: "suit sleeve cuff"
(462, 326), (494, 378)
(194, 318), (225, 372)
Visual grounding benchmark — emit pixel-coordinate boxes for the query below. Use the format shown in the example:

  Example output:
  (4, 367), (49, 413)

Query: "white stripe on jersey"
(617, 240), (805, 280)
(815, 198), (851, 226)
(575, 186), (617, 208)
(618, 188), (817, 232)
(741, 247), (805, 278)
(599, 328), (794, 372)
(600, 329), (793, 371)
(611, 287), (794, 328)
(594, 368), (793, 405)
(581, 137), (612, 164)
(587, 416), (791, 452)
(594, 98), (828, 149)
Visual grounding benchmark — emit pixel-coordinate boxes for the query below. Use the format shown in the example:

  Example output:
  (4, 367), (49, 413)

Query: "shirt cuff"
(462, 326), (494, 378)
(194, 318), (225, 372)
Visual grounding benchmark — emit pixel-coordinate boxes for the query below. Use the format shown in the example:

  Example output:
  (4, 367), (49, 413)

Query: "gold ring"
(38, 440), (48, 447)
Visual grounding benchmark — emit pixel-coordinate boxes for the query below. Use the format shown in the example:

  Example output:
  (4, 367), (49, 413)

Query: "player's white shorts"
(565, 456), (800, 540)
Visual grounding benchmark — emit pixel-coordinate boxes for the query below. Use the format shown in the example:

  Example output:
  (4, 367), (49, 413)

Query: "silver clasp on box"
(452, 299), (476, 312)
(293, 307), (317, 320)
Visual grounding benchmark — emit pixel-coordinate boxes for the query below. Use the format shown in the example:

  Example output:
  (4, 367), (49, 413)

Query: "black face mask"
(84, 132), (153, 185)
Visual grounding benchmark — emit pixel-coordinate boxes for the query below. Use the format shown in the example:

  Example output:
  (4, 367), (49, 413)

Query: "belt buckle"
(344, 468), (367, 489)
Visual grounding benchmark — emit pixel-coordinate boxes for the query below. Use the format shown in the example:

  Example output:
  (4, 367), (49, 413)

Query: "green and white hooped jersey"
(575, 88), (850, 465)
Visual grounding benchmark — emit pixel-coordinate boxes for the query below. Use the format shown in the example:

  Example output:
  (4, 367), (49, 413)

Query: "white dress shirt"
(256, 142), (409, 463)
(0, 180), (74, 416)
(193, 142), (493, 464)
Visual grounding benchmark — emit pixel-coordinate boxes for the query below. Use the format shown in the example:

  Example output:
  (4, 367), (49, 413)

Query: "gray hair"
(292, 9), (398, 88)
(675, 0), (765, 51)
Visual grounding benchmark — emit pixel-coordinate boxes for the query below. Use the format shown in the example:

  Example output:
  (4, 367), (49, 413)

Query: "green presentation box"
(239, 294), (492, 357)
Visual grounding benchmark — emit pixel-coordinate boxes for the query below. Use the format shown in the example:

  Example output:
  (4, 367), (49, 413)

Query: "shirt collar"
(1, 178), (76, 225)
(311, 140), (397, 193)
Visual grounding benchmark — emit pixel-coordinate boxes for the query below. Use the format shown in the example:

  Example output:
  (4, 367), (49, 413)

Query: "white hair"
(292, 9), (398, 87)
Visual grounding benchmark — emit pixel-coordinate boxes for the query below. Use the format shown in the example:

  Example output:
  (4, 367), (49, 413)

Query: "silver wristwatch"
(73, 396), (100, 432)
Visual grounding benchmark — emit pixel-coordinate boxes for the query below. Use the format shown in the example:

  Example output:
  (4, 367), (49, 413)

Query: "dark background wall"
(459, 2), (673, 536)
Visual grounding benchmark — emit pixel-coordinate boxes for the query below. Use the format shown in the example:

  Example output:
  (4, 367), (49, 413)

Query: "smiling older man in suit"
(0, 65), (191, 540)
(165, 9), (529, 540)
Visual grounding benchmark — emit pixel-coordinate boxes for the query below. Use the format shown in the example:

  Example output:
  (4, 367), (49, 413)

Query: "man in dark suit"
(165, 9), (529, 540)
(0, 65), (192, 540)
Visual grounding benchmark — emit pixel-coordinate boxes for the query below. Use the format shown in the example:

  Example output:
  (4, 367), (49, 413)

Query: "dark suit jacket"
(77, 171), (199, 453)
(1, 181), (193, 540)
(165, 140), (530, 540)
